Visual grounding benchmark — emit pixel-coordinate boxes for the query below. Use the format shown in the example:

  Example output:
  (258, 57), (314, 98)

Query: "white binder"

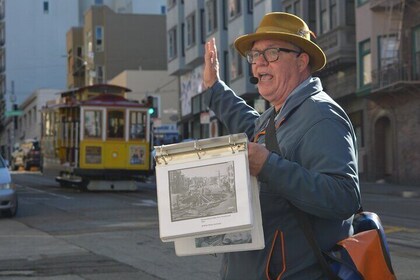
(154, 133), (264, 255)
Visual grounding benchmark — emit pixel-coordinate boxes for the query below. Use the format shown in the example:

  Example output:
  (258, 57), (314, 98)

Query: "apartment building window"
(320, 0), (328, 34)
(359, 39), (371, 87)
(96, 66), (104, 84)
(206, 0), (218, 34)
(294, 1), (301, 17)
(230, 44), (243, 81)
(43, 1), (49, 14)
(186, 13), (196, 47)
(283, 1), (300, 16)
(228, 0), (241, 20)
(168, 27), (177, 60)
(247, 0), (253, 13)
(330, 0), (337, 30)
(357, 0), (368, 6)
(413, 26), (420, 79)
(308, 0), (316, 31)
(95, 26), (104, 52)
(346, 0), (355, 25)
(378, 35), (398, 68)
(0, 1), (4, 18)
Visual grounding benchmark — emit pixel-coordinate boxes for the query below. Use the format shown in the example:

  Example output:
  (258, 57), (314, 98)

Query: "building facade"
(1, 0), (167, 155)
(355, 0), (420, 185)
(66, 5), (167, 88)
(166, 0), (419, 185)
(0, 88), (59, 160)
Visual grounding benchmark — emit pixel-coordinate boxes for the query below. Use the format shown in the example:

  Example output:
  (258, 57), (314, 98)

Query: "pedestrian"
(203, 12), (360, 279)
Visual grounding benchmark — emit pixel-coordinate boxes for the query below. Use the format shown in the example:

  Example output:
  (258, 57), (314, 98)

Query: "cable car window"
(108, 110), (124, 138)
(129, 111), (146, 140)
(84, 110), (102, 138)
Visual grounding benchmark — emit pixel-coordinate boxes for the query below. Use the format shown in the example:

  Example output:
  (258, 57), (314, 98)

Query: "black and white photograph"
(168, 161), (237, 222)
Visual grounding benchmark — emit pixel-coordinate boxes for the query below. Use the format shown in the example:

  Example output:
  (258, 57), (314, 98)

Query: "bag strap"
(264, 109), (340, 280)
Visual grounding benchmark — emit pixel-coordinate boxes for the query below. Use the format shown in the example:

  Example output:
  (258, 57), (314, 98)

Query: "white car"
(0, 155), (18, 217)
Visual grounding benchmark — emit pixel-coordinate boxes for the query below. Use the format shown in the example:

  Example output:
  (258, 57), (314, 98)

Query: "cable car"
(40, 84), (154, 191)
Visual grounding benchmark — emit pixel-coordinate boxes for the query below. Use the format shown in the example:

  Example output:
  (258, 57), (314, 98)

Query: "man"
(203, 13), (360, 279)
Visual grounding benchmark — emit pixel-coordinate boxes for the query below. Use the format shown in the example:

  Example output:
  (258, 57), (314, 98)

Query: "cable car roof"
(60, 84), (132, 97)
(81, 94), (145, 107)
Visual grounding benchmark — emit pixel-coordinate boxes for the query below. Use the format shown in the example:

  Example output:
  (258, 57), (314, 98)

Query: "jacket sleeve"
(203, 80), (259, 139)
(258, 117), (361, 220)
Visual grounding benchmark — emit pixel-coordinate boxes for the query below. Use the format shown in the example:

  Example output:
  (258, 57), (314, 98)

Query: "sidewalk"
(360, 181), (420, 198)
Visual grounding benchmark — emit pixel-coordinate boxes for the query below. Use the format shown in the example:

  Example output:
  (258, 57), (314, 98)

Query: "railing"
(370, 0), (402, 10)
(371, 61), (418, 91)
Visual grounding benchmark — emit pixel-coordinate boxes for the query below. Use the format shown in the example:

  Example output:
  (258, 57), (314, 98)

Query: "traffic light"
(146, 96), (158, 118)
(148, 107), (155, 115)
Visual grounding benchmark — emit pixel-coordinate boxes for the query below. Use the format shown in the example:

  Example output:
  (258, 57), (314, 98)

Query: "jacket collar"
(256, 77), (323, 131)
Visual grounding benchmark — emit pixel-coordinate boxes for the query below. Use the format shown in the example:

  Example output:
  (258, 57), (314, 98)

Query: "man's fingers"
(211, 38), (217, 61)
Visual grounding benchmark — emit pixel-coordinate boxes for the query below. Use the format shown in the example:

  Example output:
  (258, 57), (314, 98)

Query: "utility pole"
(10, 80), (17, 158)
(10, 81), (17, 129)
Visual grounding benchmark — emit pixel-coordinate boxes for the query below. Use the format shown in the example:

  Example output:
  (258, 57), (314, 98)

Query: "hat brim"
(234, 32), (326, 73)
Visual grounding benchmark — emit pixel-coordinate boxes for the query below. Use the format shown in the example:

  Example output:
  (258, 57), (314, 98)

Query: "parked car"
(0, 155), (18, 217)
(11, 139), (41, 171)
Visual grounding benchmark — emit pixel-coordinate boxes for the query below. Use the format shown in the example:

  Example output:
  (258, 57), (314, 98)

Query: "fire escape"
(370, 0), (420, 93)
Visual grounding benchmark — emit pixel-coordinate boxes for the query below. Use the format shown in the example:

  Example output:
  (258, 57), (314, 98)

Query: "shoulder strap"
(264, 110), (340, 280)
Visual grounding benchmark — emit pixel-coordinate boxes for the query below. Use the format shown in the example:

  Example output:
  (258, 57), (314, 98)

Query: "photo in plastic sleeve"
(195, 230), (252, 248)
(168, 161), (237, 222)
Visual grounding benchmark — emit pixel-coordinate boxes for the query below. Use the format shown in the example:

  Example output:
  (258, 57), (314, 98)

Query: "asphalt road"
(2, 172), (221, 280)
(1, 172), (419, 280)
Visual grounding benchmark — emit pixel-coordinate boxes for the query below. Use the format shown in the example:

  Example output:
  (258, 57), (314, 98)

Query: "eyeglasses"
(245, 47), (302, 64)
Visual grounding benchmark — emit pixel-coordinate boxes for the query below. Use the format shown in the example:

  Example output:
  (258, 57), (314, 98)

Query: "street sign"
(5, 110), (23, 117)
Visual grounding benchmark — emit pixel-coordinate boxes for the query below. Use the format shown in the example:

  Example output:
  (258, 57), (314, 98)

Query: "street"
(1, 172), (419, 280)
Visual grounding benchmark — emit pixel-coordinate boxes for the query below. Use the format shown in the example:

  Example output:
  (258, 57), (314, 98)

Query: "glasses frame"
(245, 47), (302, 64)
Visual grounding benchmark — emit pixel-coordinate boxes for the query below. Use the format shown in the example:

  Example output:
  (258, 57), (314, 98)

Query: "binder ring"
(159, 145), (169, 165)
(228, 136), (236, 154)
(194, 140), (202, 159)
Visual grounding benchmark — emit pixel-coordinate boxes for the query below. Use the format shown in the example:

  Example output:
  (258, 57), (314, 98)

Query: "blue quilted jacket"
(203, 77), (361, 280)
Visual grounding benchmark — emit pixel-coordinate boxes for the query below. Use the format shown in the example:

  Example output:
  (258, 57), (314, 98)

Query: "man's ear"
(298, 52), (310, 72)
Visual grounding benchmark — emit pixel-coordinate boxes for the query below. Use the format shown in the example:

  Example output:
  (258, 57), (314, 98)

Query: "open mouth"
(259, 73), (273, 82)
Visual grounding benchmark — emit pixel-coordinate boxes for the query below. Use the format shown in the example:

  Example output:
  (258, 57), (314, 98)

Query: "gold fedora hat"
(234, 12), (326, 73)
